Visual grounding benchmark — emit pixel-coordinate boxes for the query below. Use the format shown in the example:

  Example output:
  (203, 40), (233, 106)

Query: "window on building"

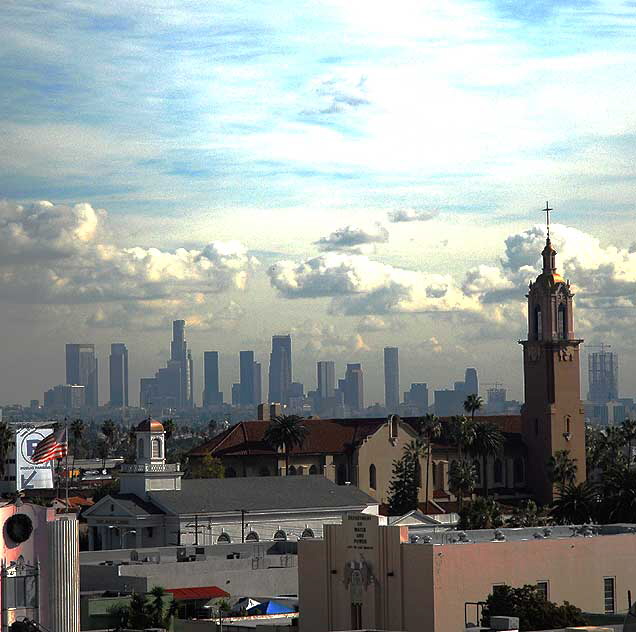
(514, 457), (525, 485)
(297, 466), (305, 476)
(217, 532), (231, 544)
(309, 465), (318, 475)
(536, 581), (549, 601)
(336, 464), (347, 485)
(604, 577), (615, 614)
(259, 466), (270, 477)
(225, 467), (237, 478)
(351, 603), (362, 630)
(273, 529), (287, 541)
(146, 527), (154, 538)
(494, 459), (503, 485)
(389, 415), (398, 439)
(151, 437), (162, 458)
(432, 462), (437, 488)
(565, 416), (571, 435)
(301, 528), (315, 539)
(492, 584), (506, 597)
(558, 304), (567, 339)
(534, 305), (543, 340)
(369, 464), (377, 490)
(246, 531), (259, 542)
(4, 576), (38, 608)
(288, 465), (297, 476)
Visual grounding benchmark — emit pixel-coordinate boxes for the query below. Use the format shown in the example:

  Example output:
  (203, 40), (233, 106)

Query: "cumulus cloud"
(303, 74), (370, 115)
(387, 208), (439, 223)
(315, 223), (389, 254)
(268, 252), (481, 315)
(292, 320), (370, 354)
(0, 200), (255, 305)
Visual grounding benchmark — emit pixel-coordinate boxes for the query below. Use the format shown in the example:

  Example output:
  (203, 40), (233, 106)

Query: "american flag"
(31, 427), (68, 464)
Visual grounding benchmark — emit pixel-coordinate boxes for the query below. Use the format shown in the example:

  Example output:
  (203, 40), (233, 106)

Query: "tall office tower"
(253, 362), (262, 405)
(109, 343), (129, 408)
(239, 351), (256, 405)
(588, 349), (618, 403)
(187, 350), (194, 407)
(344, 363), (364, 412)
(383, 347), (400, 412)
(317, 361), (336, 400)
(66, 344), (98, 407)
(203, 351), (223, 406)
(404, 383), (428, 410)
(465, 368), (479, 397)
(170, 320), (193, 409)
(268, 335), (292, 404)
(231, 383), (241, 406)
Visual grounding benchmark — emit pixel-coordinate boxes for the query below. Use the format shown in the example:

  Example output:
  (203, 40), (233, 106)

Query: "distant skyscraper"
(268, 335), (292, 404)
(588, 349), (618, 403)
(344, 363), (364, 412)
(464, 368), (479, 397)
(231, 383), (241, 406)
(203, 351), (223, 406)
(317, 361), (336, 400)
(253, 362), (262, 404)
(170, 320), (193, 408)
(239, 351), (256, 406)
(44, 384), (85, 410)
(109, 343), (128, 408)
(66, 344), (98, 407)
(404, 383), (428, 411)
(384, 347), (400, 412)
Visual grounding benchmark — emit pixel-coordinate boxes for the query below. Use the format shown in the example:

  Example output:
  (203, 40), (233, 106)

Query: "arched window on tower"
(369, 464), (377, 490)
(557, 303), (567, 339)
(151, 437), (162, 459)
(534, 305), (543, 340)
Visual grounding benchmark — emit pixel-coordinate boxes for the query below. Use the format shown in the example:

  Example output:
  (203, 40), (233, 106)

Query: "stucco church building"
(189, 226), (585, 508)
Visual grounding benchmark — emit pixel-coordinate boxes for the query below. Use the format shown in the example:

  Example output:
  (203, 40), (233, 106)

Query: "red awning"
(165, 586), (230, 600)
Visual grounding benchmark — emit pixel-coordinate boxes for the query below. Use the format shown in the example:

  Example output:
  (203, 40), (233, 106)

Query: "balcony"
(120, 462), (181, 473)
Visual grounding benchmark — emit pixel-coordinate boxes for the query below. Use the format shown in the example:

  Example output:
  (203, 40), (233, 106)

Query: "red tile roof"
(166, 586), (230, 600)
(188, 415), (522, 458)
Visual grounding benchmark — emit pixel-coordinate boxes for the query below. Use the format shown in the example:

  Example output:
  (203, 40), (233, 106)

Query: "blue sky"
(3, 0), (636, 405)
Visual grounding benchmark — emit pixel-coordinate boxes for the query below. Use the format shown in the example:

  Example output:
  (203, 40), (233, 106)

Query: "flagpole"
(65, 418), (70, 513)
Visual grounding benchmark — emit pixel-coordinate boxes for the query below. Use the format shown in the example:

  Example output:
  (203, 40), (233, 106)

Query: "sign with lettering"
(344, 513), (378, 553)
(16, 427), (55, 491)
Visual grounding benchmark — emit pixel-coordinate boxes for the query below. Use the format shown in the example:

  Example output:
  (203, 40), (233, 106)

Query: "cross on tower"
(542, 201), (553, 240)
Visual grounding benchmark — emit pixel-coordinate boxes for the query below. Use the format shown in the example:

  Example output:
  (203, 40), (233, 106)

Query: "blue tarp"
(246, 600), (295, 615)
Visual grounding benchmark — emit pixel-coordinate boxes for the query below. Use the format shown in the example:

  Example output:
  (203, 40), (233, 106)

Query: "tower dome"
(136, 418), (164, 432)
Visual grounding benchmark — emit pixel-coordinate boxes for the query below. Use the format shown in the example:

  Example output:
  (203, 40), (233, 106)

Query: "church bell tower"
(520, 204), (586, 504)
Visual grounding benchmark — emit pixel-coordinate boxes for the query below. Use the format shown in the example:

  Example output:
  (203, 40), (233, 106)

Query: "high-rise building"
(231, 383), (241, 406)
(317, 361), (336, 400)
(44, 384), (85, 410)
(65, 344), (98, 407)
(384, 347), (400, 412)
(109, 343), (129, 408)
(268, 335), (292, 404)
(203, 351), (223, 406)
(588, 349), (618, 403)
(404, 383), (428, 411)
(253, 362), (262, 405)
(170, 320), (193, 408)
(464, 368), (479, 397)
(344, 363), (364, 412)
(239, 351), (256, 406)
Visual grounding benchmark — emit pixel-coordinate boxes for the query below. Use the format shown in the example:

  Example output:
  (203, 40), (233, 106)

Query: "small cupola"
(135, 418), (165, 465)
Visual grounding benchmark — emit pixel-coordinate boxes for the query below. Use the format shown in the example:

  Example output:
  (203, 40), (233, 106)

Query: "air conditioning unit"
(489, 616), (520, 631)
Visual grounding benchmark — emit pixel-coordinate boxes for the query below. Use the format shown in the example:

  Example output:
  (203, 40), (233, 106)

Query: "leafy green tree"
(264, 415), (309, 475)
(185, 455), (225, 479)
(507, 500), (543, 528)
(163, 419), (176, 441)
(482, 584), (586, 631)
(585, 424), (604, 477)
(0, 422), (13, 479)
(601, 426), (627, 471)
(413, 414), (441, 509)
(470, 422), (504, 496)
(449, 459), (476, 512)
(459, 496), (504, 530)
(621, 417), (636, 466)
(387, 453), (419, 516)
(547, 450), (577, 492)
(70, 419), (85, 472)
(551, 482), (598, 525)
(128, 592), (151, 629)
(208, 419), (218, 438)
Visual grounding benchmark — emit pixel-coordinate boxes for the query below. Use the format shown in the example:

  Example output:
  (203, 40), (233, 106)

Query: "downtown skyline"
(4, 2), (636, 404)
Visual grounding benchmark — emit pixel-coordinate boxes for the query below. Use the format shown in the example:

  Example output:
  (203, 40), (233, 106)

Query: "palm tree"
(601, 426), (626, 471)
(547, 450), (578, 492)
(621, 418), (636, 466)
(459, 496), (504, 530)
(70, 418), (85, 472)
(551, 482), (598, 525)
(449, 459), (476, 512)
(585, 424), (604, 477)
(414, 414), (442, 510)
(448, 415), (476, 460)
(264, 415), (309, 475)
(163, 419), (175, 441)
(600, 466), (636, 523)
(0, 422), (12, 479)
(101, 419), (117, 456)
(464, 394), (484, 421)
(506, 500), (542, 528)
(470, 422), (504, 496)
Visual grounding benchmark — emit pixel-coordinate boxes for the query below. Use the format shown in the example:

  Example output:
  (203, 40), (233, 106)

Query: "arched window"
(297, 466), (305, 476)
(557, 303), (567, 339)
(514, 457), (525, 484)
(259, 466), (270, 477)
(565, 416), (571, 435)
(217, 532), (231, 544)
(273, 529), (287, 541)
(432, 461), (438, 487)
(369, 464), (377, 490)
(336, 464), (347, 485)
(246, 531), (259, 542)
(494, 458), (503, 485)
(137, 438), (144, 458)
(309, 465), (318, 475)
(473, 459), (482, 486)
(534, 305), (543, 340)
(151, 437), (162, 458)
(390, 415), (398, 439)
(225, 467), (237, 478)
(288, 465), (297, 476)
(301, 528), (315, 539)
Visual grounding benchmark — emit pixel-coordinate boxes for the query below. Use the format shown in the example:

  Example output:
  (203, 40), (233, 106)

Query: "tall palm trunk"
(482, 454), (488, 496)
(425, 441), (432, 510)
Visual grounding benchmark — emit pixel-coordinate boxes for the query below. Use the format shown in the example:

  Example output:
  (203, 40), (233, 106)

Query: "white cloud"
(315, 223), (389, 254)
(292, 319), (370, 354)
(388, 208), (439, 223)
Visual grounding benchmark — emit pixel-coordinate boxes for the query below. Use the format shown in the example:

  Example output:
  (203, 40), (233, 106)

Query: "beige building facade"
(299, 515), (636, 632)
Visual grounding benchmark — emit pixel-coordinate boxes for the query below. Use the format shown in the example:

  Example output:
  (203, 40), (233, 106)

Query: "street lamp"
(234, 509), (249, 543)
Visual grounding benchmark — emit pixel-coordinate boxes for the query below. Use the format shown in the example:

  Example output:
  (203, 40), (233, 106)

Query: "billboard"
(16, 427), (55, 490)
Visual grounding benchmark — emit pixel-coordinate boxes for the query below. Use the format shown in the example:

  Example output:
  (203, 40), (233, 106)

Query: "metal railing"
(120, 462), (181, 473)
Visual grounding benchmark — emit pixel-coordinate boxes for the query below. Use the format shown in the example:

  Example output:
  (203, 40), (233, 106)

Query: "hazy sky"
(3, 1), (636, 406)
